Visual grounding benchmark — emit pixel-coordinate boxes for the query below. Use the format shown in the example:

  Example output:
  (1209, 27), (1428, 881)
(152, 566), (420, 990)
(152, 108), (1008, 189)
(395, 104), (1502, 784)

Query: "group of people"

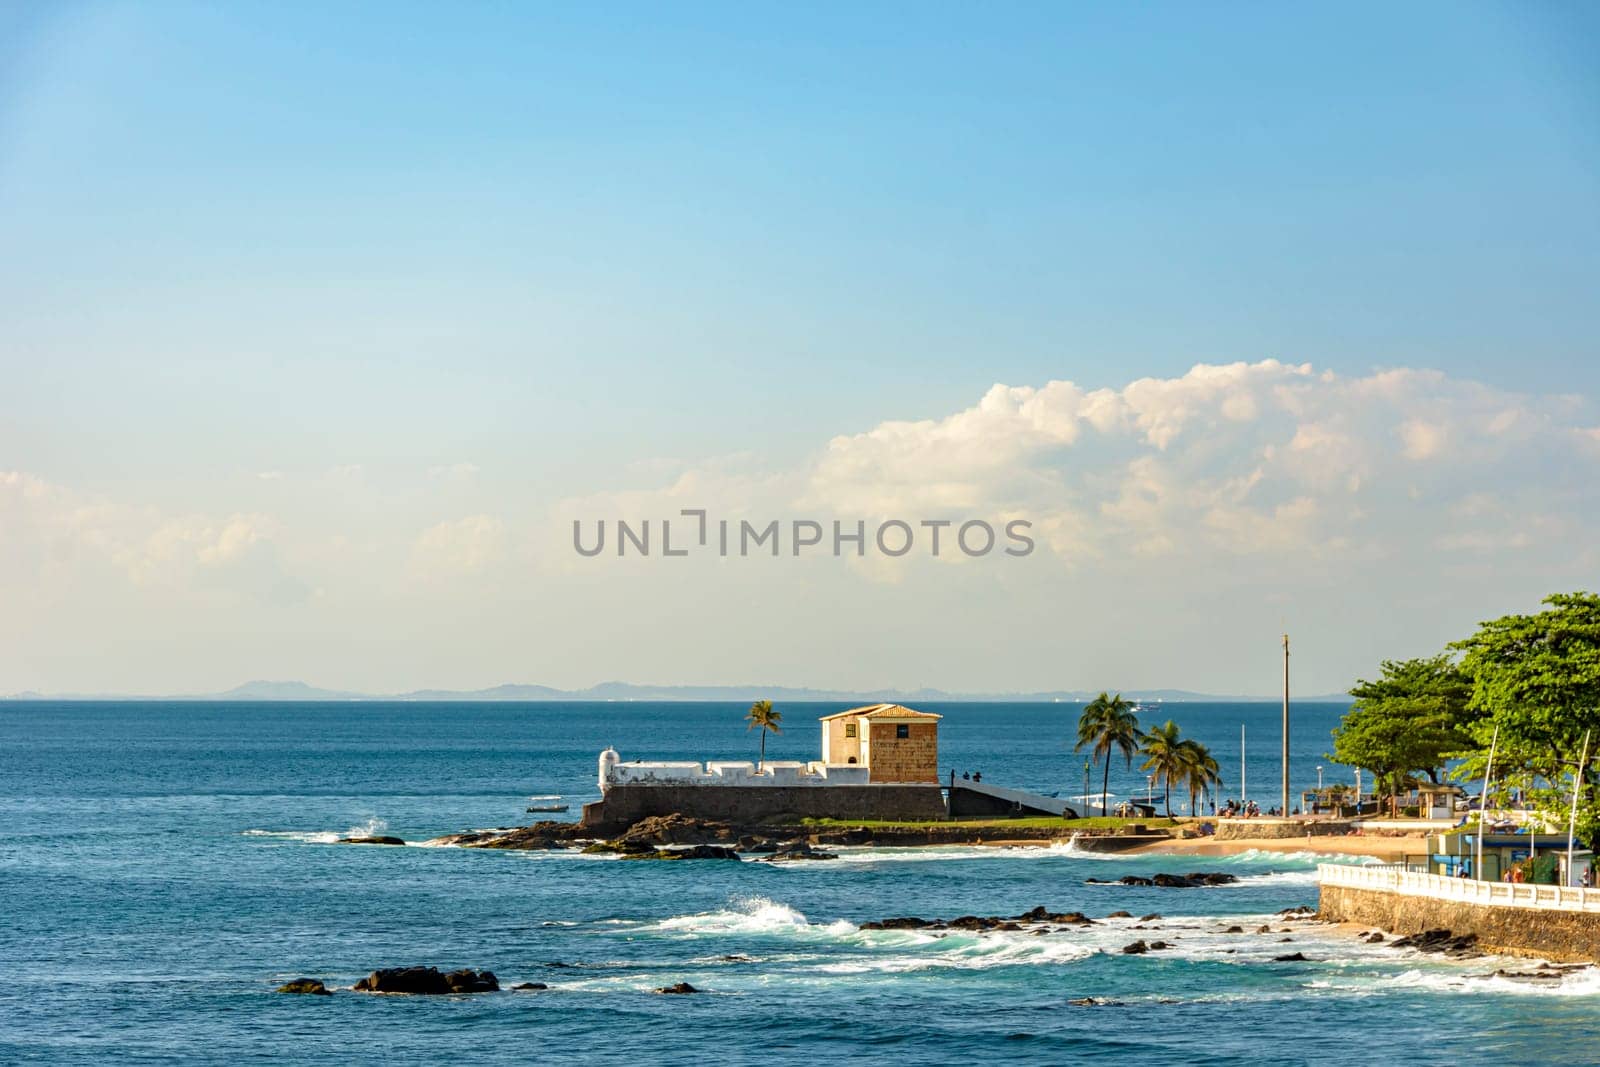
(959, 770), (983, 783)
(1219, 799), (1265, 818)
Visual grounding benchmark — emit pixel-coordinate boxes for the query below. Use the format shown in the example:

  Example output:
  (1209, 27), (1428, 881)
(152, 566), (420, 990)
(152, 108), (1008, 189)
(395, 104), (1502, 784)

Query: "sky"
(1, 1), (1597, 696)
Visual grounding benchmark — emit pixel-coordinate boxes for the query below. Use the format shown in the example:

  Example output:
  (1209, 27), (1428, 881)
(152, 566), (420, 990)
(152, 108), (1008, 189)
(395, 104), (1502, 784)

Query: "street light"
(1317, 765), (1324, 790)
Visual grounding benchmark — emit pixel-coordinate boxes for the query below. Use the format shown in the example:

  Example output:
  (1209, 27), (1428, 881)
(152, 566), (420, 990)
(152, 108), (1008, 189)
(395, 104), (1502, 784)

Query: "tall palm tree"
(746, 700), (782, 770)
(1138, 720), (1189, 817)
(1075, 693), (1141, 817)
(1178, 739), (1223, 816)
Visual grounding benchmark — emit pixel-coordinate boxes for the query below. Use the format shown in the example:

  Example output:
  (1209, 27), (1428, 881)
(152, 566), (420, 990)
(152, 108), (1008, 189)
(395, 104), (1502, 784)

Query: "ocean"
(4, 700), (1598, 1065)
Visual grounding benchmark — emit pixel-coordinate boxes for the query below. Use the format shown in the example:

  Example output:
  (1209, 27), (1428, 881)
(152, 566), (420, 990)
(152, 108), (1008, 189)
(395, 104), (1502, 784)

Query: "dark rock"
(1139, 913), (1163, 922)
(276, 978), (331, 995)
(1146, 940), (1171, 950)
(620, 844), (741, 861)
(1090, 872), (1237, 889)
(616, 814), (737, 847)
(1363, 931), (1385, 943)
(859, 916), (932, 931)
(1272, 952), (1308, 962)
(1121, 940), (1149, 954)
(468, 830), (560, 851)
(352, 966), (499, 994)
(654, 982), (698, 994)
(1389, 928), (1478, 957)
(1105, 911), (1133, 919)
(761, 842), (839, 862)
(446, 821), (586, 850)
(511, 982), (548, 991)
(735, 836), (778, 853)
(1067, 996), (1124, 1006)
(1255, 925), (1274, 934)
(1223, 925), (1244, 934)
(1016, 907), (1095, 925)
(337, 836), (407, 846)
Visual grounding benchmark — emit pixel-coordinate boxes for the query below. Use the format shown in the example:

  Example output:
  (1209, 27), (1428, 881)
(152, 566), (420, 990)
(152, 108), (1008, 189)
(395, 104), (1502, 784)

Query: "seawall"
(1318, 871), (1600, 962)
(582, 784), (947, 828)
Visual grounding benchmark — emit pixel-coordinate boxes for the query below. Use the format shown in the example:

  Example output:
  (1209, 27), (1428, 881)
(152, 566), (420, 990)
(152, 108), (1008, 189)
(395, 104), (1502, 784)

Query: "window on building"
(896, 724), (909, 739)
(844, 723), (857, 738)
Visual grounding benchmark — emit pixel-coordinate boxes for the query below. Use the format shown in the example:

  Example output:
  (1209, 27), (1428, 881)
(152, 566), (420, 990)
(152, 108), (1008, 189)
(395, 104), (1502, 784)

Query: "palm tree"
(1178, 739), (1223, 817)
(746, 700), (782, 770)
(1138, 720), (1189, 817)
(1075, 693), (1141, 817)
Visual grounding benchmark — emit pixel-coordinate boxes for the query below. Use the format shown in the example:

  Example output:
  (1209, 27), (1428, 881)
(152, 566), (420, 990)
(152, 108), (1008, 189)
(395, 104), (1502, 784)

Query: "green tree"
(1179, 739), (1223, 816)
(1330, 654), (1476, 816)
(746, 700), (782, 770)
(1452, 591), (1600, 841)
(1074, 693), (1141, 816)
(1139, 720), (1188, 817)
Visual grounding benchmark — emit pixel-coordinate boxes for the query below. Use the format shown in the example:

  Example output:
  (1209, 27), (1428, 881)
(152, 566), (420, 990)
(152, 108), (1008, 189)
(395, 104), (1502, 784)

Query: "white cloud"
(410, 514), (507, 577)
(565, 360), (1598, 574)
(427, 462), (481, 480)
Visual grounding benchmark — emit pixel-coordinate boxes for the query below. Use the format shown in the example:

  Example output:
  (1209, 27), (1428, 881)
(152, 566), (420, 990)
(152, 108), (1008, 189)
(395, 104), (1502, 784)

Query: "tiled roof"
(817, 703), (943, 722)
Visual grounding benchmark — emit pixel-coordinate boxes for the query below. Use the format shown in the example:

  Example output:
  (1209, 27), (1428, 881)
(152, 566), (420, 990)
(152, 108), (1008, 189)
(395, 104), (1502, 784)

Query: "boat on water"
(526, 795), (568, 813)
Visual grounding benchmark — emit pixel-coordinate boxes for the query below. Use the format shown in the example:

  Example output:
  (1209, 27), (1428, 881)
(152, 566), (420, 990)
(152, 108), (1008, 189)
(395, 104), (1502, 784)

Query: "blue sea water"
(4, 700), (1599, 1065)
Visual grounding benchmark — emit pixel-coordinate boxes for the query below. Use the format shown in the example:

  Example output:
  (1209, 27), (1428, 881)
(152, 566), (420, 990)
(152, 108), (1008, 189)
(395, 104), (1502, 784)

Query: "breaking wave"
(242, 817), (390, 845)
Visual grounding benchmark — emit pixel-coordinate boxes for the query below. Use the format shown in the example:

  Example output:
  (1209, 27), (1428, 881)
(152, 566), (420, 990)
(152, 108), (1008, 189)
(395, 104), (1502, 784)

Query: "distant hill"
(3, 679), (1352, 703)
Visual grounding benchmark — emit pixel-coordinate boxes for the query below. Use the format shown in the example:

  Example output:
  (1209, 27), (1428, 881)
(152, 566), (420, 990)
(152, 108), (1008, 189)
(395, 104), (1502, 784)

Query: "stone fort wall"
(582, 784), (947, 829)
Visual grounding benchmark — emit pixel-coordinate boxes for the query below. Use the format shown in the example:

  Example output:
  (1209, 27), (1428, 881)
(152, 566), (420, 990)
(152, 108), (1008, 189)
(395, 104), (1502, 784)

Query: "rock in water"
(1121, 940), (1149, 954)
(620, 844), (741, 861)
(352, 967), (499, 994)
(1273, 952), (1308, 962)
(616, 814), (736, 847)
(337, 836), (407, 846)
(276, 978), (331, 995)
(511, 982), (548, 991)
(654, 982), (698, 994)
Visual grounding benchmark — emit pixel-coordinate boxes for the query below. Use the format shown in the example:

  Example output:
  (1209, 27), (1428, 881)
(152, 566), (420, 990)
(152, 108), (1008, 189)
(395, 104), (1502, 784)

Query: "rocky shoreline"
(280, 906), (1583, 998)
(381, 812), (1166, 853)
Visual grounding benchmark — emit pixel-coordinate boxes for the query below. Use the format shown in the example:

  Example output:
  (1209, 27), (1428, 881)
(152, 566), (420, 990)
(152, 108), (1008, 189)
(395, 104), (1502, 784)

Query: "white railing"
(1318, 863), (1600, 913)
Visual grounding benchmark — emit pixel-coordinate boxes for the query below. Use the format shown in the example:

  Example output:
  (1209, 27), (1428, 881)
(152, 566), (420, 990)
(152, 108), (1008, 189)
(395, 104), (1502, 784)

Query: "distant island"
(3, 679), (1352, 703)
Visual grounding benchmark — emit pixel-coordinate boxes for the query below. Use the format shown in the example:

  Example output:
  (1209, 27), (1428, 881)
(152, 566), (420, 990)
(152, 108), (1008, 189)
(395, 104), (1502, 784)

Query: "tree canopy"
(1330, 654), (1477, 809)
(1451, 592), (1600, 837)
(1074, 692), (1140, 816)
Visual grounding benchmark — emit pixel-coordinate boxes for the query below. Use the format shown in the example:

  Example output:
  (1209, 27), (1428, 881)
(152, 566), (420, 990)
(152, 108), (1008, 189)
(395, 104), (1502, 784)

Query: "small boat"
(526, 804), (569, 813)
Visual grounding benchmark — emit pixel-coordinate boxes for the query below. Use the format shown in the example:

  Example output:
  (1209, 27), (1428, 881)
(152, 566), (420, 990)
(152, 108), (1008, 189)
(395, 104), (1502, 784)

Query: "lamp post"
(1317, 766), (1323, 790)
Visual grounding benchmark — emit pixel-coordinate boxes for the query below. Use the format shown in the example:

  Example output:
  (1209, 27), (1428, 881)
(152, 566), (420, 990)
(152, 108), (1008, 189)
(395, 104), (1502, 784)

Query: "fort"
(580, 704), (949, 827)
(580, 703), (1075, 829)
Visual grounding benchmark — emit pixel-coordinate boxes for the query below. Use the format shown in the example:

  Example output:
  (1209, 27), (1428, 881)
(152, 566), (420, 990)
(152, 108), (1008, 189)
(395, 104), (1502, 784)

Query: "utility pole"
(1281, 633), (1291, 819)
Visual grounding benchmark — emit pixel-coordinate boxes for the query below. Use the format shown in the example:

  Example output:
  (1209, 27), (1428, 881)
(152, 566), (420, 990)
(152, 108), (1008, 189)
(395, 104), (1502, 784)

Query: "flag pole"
(1476, 726), (1499, 880)
(1568, 729), (1591, 887)
(1281, 634), (1290, 818)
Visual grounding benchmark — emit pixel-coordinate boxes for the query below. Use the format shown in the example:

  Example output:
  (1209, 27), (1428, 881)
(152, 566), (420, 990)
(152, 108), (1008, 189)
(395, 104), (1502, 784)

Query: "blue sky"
(1, 3), (1597, 694)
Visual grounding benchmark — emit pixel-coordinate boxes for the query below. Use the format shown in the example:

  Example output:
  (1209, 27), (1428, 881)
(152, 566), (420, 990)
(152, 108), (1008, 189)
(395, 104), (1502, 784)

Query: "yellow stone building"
(818, 704), (942, 783)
